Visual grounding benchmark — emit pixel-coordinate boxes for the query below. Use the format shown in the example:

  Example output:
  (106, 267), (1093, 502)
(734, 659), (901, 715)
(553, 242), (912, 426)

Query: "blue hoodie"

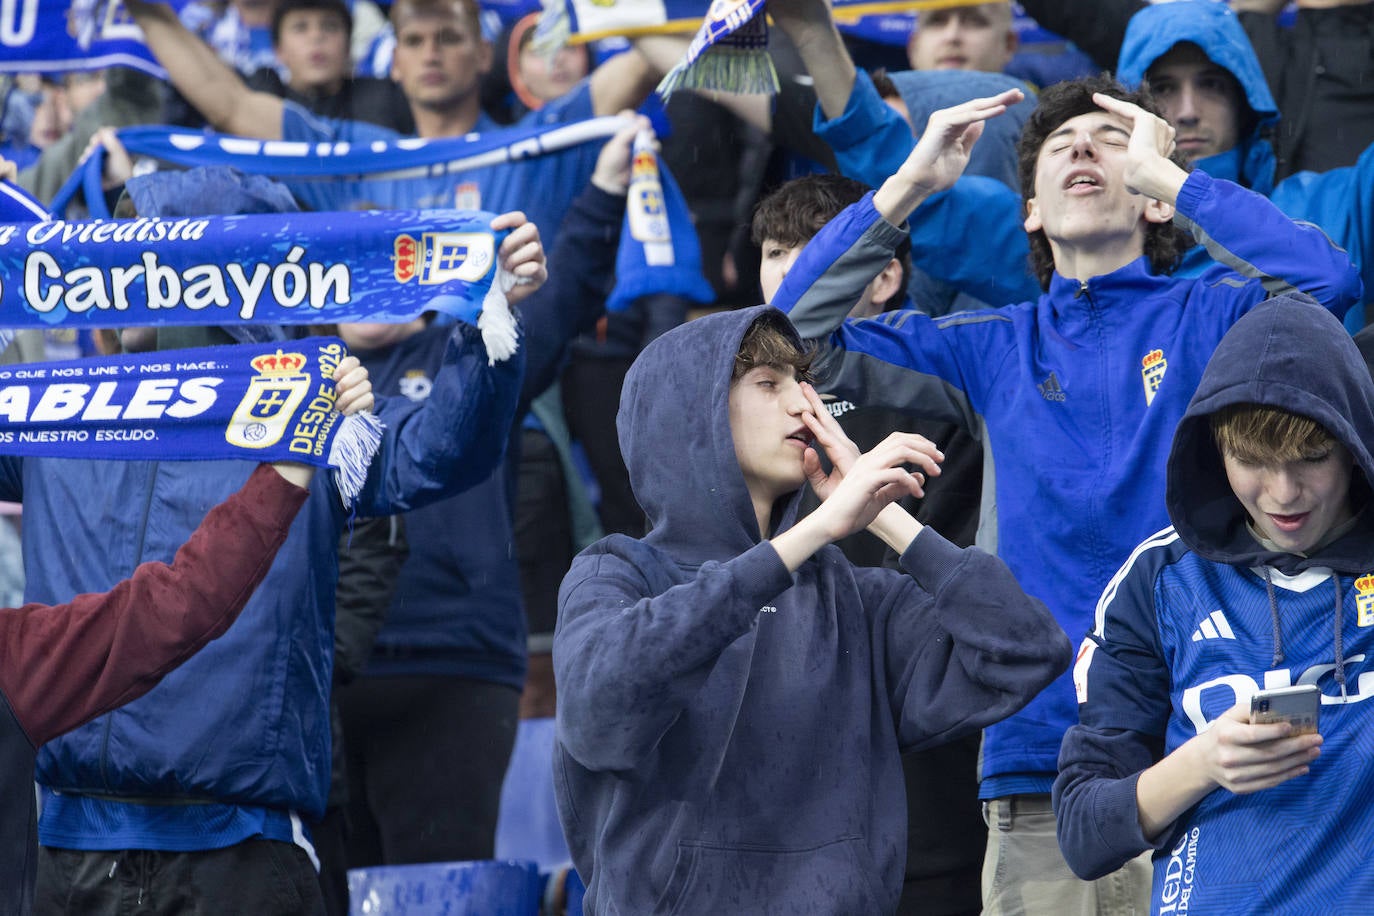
(552, 305), (1070, 914)
(1055, 294), (1374, 911)
(905, 0), (1374, 329)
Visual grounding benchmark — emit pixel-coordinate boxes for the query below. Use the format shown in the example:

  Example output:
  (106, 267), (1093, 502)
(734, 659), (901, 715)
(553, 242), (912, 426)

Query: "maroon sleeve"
(0, 464), (310, 747)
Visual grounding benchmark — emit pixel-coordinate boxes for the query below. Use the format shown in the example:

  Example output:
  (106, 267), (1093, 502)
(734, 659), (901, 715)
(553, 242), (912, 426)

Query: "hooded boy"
(1055, 293), (1374, 911)
(552, 305), (1070, 914)
(1115, 0), (1374, 331)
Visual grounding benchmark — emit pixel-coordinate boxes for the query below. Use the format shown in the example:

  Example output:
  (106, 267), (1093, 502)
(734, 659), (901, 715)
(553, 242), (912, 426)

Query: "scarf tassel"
(328, 411), (385, 509)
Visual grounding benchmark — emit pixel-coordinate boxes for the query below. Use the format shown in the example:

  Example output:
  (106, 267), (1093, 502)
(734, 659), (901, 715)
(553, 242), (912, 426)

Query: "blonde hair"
(1209, 403), (1336, 464)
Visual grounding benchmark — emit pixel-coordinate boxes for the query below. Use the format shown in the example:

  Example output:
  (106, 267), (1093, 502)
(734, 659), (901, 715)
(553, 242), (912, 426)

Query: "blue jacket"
(353, 185), (620, 683)
(553, 305), (1069, 914)
(1054, 297), (1374, 911)
(898, 0), (1374, 331)
(8, 322), (522, 847)
(772, 172), (1360, 797)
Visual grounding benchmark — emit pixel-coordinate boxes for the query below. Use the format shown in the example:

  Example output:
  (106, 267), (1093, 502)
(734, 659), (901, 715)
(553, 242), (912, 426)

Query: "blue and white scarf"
(0, 0), (195, 76)
(609, 129), (713, 312)
(0, 208), (523, 362)
(0, 337), (382, 505)
(51, 118), (714, 316)
(50, 117), (631, 218)
(535, 0), (954, 94)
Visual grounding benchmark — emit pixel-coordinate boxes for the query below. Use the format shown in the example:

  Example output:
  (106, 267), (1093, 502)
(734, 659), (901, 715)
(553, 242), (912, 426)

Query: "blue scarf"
(0, 181), (47, 223)
(50, 117), (630, 219)
(52, 120), (713, 322)
(0, 0), (194, 77)
(0, 208), (523, 362)
(609, 129), (713, 312)
(0, 337), (382, 505)
(535, 0), (945, 94)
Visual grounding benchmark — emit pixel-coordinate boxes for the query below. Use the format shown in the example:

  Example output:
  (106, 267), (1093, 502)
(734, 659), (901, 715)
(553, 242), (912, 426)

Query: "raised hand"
(905, 89), (1024, 194)
(874, 88), (1023, 223)
(490, 211), (547, 306)
(1091, 92), (1186, 204)
(798, 382), (942, 540)
(590, 112), (652, 196)
(332, 356), (373, 416)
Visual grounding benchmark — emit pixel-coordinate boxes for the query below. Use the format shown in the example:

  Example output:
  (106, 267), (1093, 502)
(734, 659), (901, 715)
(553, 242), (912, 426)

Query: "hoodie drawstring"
(1261, 566), (1350, 701)
(1332, 571), (1348, 701)
(1262, 567), (1285, 667)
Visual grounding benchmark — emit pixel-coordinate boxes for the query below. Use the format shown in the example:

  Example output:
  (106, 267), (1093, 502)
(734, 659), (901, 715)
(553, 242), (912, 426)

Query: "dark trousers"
(34, 840), (324, 915)
(337, 676), (519, 868)
(560, 355), (643, 537)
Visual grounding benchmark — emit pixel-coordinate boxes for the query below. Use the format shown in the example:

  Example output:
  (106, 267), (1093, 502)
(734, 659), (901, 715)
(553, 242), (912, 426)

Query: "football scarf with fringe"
(0, 337), (382, 506)
(0, 208), (523, 364)
(534, 0), (972, 95)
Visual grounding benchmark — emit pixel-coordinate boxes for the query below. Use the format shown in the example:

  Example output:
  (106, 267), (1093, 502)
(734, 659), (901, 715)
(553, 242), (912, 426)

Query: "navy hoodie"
(1055, 295), (1374, 910)
(553, 305), (1070, 914)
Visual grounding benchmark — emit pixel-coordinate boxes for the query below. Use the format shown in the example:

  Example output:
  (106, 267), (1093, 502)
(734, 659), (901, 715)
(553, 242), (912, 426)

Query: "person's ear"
(870, 257), (903, 307)
(1142, 196), (1175, 225)
(1023, 196), (1042, 234)
(478, 39), (494, 76)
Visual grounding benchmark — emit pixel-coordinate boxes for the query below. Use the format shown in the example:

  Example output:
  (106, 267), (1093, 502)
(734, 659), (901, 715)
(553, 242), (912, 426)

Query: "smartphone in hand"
(1250, 684), (1320, 735)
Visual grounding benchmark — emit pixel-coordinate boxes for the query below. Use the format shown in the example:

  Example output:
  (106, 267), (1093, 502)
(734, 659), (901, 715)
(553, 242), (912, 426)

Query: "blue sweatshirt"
(1055, 296), (1374, 912)
(552, 305), (1069, 914)
(877, 0), (1374, 331)
(772, 172), (1360, 800)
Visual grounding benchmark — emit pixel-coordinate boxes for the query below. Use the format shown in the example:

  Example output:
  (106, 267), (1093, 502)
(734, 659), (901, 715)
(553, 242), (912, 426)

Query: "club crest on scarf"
(393, 233), (495, 286)
(627, 135), (672, 266)
(227, 349), (316, 451)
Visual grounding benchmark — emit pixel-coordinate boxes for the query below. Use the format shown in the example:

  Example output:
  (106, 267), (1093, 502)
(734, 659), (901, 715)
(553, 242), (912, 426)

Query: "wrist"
(590, 175), (628, 196)
(1132, 159), (1188, 207)
(873, 173), (935, 225)
(867, 504), (921, 555)
(768, 511), (835, 572)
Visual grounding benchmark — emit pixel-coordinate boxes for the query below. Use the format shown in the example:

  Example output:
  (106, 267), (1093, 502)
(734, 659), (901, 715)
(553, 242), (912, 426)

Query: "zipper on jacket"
(98, 462), (160, 791)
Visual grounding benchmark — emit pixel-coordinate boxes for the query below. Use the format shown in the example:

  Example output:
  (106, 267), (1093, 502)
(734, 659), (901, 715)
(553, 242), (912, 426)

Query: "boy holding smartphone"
(1055, 292), (1374, 912)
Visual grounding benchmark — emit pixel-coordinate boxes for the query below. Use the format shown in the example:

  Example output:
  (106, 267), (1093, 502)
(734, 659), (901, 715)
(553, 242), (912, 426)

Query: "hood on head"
(1166, 293), (1374, 572)
(1117, 1), (1277, 130)
(126, 166), (300, 219)
(618, 305), (802, 564)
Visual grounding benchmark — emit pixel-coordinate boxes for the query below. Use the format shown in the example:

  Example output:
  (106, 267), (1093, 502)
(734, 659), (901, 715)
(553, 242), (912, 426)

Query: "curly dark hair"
(1016, 74), (1193, 290)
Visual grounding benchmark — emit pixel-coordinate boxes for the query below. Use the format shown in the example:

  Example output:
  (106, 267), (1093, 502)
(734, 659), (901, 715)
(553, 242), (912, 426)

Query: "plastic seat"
(347, 859), (541, 916)
(494, 717), (572, 870)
